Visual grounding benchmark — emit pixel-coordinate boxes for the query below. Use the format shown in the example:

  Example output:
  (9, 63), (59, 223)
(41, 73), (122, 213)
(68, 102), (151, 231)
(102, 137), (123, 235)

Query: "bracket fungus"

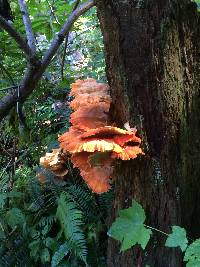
(40, 149), (68, 178)
(58, 78), (144, 193)
(40, 79), (144, 193)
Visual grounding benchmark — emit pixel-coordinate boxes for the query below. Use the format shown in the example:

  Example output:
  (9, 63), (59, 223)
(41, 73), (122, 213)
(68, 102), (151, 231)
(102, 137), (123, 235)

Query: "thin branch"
(61, 0), (81, 80)
(0, 0), (95, 121)
(0, 15), (33, 57)
(18, 0), (36, 54)
(61, 33), (69, 80)
(73, 0), (81, 11)
(61, 25), (97, 80)
(41, 0), (94, 69)
(49, 12), (55, 35)
(47, 0), (61, 26)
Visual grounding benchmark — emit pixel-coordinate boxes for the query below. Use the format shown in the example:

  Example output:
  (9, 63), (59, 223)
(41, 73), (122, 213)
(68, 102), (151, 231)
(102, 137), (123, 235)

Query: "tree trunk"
(0, 0), (12, 20)
(96, 0), (200, 266)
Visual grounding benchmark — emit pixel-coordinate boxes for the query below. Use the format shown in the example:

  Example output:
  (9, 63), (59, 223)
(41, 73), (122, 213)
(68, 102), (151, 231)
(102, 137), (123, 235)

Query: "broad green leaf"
(44, 237), (58, 251)
(6, 208), (25, 228)
(186, 260), (200, 267)
(194, 0), (200, 11)
(184, 239), (200, 266)
(108, 200), (152, 251)
(165, 226), (188, 252)
(29, 239), (41, 259)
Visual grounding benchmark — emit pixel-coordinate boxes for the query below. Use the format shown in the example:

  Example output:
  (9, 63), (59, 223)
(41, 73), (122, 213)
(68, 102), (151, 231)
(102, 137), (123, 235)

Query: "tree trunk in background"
(0, 0), (12, 20)
(96, 0), (200, 266)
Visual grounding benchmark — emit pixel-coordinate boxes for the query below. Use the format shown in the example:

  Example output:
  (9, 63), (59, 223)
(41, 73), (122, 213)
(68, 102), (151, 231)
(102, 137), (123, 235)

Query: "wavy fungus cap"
(57, 79), (144, 193)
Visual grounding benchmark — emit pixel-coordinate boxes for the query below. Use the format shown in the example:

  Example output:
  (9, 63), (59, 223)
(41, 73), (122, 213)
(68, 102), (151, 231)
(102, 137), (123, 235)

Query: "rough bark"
(96, 0), (200, 266)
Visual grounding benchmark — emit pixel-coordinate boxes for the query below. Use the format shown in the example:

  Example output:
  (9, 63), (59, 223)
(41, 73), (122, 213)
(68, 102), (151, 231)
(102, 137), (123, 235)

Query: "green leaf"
(184, 239), (200, 267)
(186, 260), (200, 267)
(108, 200), (152, 251)
(6, 208), (25, 228)
(40, 248), (50, 263)
(44, 237), (58, 251)
(29, 239), (41, 259)
(165, 226), (188, 252)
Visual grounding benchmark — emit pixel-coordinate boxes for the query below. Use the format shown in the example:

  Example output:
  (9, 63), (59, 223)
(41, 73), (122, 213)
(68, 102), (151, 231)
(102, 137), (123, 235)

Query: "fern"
(97, 190), (114, 218)
(38, 215), (56, 229)
(0, 174), (9, 192)
(0, 212), (32, 266)
(0, 192), (8, 209)
(15, 249), (31, 267)
(0, 237), (30, 267)
(6, 208), (25, 230)
(67, 184), (99, 222)
(0, 250), (14, 267)
(27, 178), (45, 212)
(56, 192), (87, 264)
(37, 215), (56, 236)
(51, 242), (69, 267)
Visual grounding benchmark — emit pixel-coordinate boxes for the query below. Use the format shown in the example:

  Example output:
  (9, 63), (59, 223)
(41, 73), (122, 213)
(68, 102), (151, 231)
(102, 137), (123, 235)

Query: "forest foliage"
(0, 1), (110, 266)
(0, 0), (200, 266)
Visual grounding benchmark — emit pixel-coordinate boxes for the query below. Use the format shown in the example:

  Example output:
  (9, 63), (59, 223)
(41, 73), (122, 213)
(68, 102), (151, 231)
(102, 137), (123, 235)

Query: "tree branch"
(0, 15), (33, 57)
(0, 0), (95, 121)
(41, 0), (94, 69)
(18, 0), (36, 54)
(61, 0), (81, 80)
(73, 0), (81, 11)
(47, 0), (61, 26)
(61, 33), (69, 80)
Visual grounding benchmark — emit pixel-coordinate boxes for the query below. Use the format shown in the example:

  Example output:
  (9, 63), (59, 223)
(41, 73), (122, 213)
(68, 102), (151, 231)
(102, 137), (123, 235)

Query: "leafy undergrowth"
(0, 2), (109, 265)
(108, 200), (200, 267)
(0, 167), (113, 266)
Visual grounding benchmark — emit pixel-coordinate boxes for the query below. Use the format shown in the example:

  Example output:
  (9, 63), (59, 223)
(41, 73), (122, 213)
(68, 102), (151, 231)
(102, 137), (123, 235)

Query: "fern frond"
(38, 215), (56, 229)
(0, 235), (31, 267)
(27, 178), (45, 212)
(51, 241), (69, 267)
(0, 175), (9, 192)
(15, 249), (31, 267)
(56, 192), (87, 264)
(0, 250), (13, 267)
(67, 184), (98, 222)
(97, 189), (114, 217)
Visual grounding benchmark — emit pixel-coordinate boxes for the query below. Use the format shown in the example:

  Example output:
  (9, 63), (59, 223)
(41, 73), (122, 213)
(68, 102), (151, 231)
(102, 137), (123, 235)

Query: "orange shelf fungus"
(57, 78), (144, 194)
(40, 79), (144, 193)
(71, 152), (113, 194)
(40, 149), (68, 178)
